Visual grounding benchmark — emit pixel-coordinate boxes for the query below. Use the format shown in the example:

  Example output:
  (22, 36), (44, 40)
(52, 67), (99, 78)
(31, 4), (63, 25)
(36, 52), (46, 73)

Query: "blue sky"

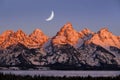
(0, 0), (120, 36)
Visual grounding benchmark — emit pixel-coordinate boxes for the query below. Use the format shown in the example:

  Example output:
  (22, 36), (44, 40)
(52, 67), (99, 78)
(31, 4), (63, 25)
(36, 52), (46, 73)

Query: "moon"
(46, 11), (54, 21)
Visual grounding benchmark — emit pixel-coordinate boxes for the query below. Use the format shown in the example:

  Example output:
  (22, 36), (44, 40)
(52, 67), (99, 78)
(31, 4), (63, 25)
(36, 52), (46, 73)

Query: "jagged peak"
(96, 27), (114, 39)
(32, 28), (43, 34)
(1, 30), (14, 36)
(86, 27), (120, 49)
(52, 23), (79, 45)
(29, 28), (47, 37)
(59, 22), (73, 33)
(13, 30), (27, 39)
(81, 28), (92, 33)
(80, 28), (93, 34)
(78, 28), (94, 38)
(15, 29), (26, 35)
(55, 22), (76, 36)
(63, 22), (73, 28)
(98, 27), (110, 34)
(16, 29), (24, 33)
(0, 23), (120, 49)
(29, 28), (48, 47)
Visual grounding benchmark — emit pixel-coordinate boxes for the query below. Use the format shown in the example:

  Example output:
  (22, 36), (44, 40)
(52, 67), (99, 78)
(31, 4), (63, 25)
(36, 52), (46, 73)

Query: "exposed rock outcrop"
(0, 23), (120, 70)
(86, 28), (120, 49)
(52, 23), (80, 45)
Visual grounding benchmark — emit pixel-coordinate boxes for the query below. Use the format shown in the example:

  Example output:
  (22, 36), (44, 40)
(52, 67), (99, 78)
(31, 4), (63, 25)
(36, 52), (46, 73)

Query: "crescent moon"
(46, 11), (54, 21)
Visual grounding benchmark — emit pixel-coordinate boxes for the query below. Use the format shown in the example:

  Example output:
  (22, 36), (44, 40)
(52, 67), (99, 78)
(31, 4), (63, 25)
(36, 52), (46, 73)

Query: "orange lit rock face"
(52, 23), (80, 45)
(0, 30), (16, 48)
(79, 28), (94, 38)
(87, 28), (120, 48)
(0, 30), (14, 45)
(13, 30), (37, 48)
(0, 23), (120, 49)
(52, 23), (94, 46)
(29, 29), (48, 47)
(0, 29), (48, 48)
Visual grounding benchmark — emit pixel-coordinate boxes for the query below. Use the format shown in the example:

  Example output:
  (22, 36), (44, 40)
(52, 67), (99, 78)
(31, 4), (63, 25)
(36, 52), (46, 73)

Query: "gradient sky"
(0, 0), (120, 37)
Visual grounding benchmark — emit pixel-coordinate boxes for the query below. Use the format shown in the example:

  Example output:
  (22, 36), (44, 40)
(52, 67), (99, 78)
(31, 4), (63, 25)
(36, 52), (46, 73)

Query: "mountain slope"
(0, 29), (48, 48)
(0, 23), (120, 70)
(52, 23), (80, 45)
(29, 29), (48, 48)
(86, 28), (120, 49)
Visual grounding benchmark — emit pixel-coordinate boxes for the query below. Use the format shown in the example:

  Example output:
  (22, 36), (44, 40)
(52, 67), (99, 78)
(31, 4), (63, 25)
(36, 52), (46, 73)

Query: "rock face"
(29, 29), (48, 48)
(0, 43), (44, 69)
(86, 28), (120, 49)
(79, 28), (94, 38)
(0, 23), (120, 70)
(0, 29), (48, 48)
(0, 30), (14, 48)
(52, 23), (80, 45)
(52, 23), (93, 47)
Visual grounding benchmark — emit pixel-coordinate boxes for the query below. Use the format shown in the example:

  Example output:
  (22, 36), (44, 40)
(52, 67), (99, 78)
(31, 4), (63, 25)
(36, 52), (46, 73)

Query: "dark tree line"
(0, 73), (120, 80)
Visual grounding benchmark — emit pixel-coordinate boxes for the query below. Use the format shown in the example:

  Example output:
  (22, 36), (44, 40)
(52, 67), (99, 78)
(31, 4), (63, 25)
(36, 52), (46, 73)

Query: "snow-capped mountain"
(0, 23), (120, 70)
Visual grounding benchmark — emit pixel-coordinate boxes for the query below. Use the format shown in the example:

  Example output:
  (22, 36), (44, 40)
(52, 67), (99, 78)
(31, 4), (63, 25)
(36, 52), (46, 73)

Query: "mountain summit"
(29, 29), (48, 47)
(0, 29), (48, 48)
(0, 23), (119, 49)
(52, 23), (80, 45)
(0, 23), (120, 70)
(87, 28), (120, 49)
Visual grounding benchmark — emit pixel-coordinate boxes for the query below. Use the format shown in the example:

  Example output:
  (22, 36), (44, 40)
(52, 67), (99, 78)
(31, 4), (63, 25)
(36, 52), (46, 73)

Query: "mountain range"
(0, 22), (120, 70)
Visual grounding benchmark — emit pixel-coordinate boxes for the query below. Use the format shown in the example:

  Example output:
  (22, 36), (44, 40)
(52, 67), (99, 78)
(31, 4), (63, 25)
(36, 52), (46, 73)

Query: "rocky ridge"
(0, 29), (48, 48)
(0, 23), (120, 70)
(86, 28), (120, 49)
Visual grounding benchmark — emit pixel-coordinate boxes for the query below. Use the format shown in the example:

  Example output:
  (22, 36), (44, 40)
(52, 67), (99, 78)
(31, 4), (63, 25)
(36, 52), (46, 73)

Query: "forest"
(0, 73), (120, 80)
